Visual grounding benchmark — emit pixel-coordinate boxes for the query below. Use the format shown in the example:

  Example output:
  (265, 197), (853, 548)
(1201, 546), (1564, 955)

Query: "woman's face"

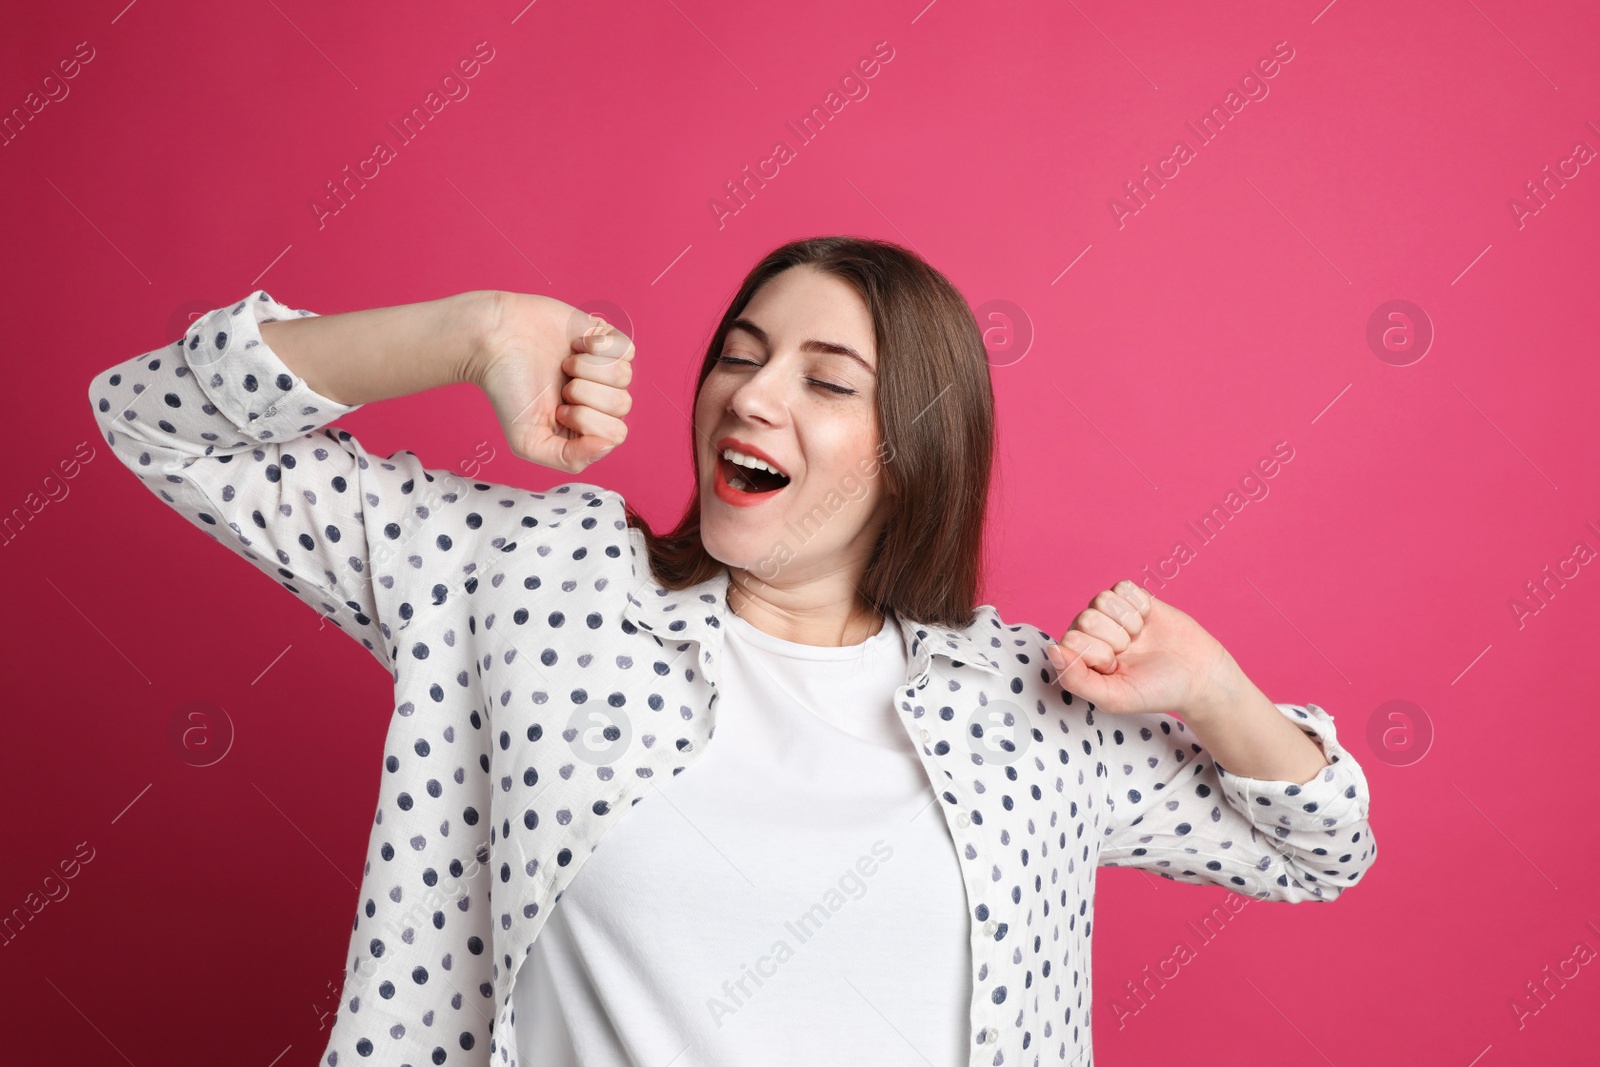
(693, 265), (893, 587)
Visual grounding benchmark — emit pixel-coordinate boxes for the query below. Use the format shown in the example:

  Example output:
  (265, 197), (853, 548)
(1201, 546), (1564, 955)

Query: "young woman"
(88, 236), (1376, 1067)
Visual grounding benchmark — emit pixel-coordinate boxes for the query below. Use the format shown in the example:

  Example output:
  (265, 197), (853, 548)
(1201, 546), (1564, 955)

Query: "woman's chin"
(699, 529), (753, 567)
(698, 527), (779, 578)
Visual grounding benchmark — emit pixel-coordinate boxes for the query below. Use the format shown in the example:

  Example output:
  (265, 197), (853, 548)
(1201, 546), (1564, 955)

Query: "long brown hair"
(622, 234), (996, 629)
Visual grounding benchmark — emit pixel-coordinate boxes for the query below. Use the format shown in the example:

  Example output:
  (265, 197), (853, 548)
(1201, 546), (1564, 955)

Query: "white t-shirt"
(512, 608), (971, 1066)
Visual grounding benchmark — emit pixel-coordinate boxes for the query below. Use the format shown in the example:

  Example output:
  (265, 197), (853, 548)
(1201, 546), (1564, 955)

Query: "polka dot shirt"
(88, 291), (1378, 1067)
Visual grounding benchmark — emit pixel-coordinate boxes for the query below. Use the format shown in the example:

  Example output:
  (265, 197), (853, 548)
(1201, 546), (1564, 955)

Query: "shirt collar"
(619, 533), (1006, 675)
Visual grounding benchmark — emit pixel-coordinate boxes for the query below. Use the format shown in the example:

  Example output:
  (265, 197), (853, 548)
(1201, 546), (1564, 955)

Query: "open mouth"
(718, 454), (791, 495)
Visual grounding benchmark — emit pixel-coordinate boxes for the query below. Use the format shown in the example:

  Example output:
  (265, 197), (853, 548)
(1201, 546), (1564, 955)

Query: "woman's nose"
(727, 365), (787, 421)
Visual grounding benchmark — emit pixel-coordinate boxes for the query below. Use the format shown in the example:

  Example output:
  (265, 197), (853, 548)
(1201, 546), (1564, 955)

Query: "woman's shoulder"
(447, 477), (621, 537)
(523, 479), (622, 522)
(900, 602), (1057, 679)
(478, 478), (631, 567)
(967, 603), (1055, 655)
(372, 476), (625, 596)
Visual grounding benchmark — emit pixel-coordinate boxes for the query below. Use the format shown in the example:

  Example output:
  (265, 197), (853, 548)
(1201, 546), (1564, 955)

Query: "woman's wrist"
(455, 289), (506, 391)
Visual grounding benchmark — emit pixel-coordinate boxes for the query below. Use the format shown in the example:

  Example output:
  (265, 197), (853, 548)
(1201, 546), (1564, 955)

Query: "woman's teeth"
(721, 448), (790, 492)
(721, 448), (787, 479)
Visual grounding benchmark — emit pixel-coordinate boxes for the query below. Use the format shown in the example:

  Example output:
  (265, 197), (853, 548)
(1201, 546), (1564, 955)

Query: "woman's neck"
(725, 567), (885, 647)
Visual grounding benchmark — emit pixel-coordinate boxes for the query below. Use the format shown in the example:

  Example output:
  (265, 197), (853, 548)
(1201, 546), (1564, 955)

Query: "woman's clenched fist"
(470, 292), (634, 474)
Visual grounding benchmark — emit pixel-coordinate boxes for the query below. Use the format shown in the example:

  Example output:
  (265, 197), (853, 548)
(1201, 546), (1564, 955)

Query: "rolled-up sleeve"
(1098, 701), (1376, 902)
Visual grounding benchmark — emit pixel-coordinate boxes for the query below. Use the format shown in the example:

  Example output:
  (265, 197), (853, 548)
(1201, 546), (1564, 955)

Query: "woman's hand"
(1044, 580), (1243, 718)
(469, 292), (634, 474)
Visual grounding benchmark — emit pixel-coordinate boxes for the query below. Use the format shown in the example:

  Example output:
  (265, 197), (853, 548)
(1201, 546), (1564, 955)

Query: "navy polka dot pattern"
(89, 292), (1377, 1067)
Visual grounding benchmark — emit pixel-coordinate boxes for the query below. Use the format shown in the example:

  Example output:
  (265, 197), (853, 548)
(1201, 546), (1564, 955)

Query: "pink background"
(4, 0), (1598, 1063)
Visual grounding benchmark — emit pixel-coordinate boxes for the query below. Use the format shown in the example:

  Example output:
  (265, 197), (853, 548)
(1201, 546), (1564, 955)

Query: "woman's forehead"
(736, 272), (877, 367)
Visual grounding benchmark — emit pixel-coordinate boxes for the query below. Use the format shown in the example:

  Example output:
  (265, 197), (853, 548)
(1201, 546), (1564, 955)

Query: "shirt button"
(956, 813), (971, 829)
(983, 919), (997, 936)
(918, 728), (931, 743)
(983, 1027), (998, 1043)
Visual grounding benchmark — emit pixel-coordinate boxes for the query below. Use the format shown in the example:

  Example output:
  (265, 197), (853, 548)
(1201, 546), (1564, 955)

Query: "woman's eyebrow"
(727, 318), (876, 376)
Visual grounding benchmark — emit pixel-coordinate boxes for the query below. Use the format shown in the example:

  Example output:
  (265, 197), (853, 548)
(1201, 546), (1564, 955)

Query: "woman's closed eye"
(714, 355), (856, 396)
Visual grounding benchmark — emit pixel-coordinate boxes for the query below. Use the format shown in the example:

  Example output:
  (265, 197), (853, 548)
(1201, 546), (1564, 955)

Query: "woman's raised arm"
(261, 288), (634, 472)
(86, 289), (633, 671)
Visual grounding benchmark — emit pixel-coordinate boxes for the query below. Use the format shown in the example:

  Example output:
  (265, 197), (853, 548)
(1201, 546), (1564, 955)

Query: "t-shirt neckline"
(722, 608), (900, 662)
